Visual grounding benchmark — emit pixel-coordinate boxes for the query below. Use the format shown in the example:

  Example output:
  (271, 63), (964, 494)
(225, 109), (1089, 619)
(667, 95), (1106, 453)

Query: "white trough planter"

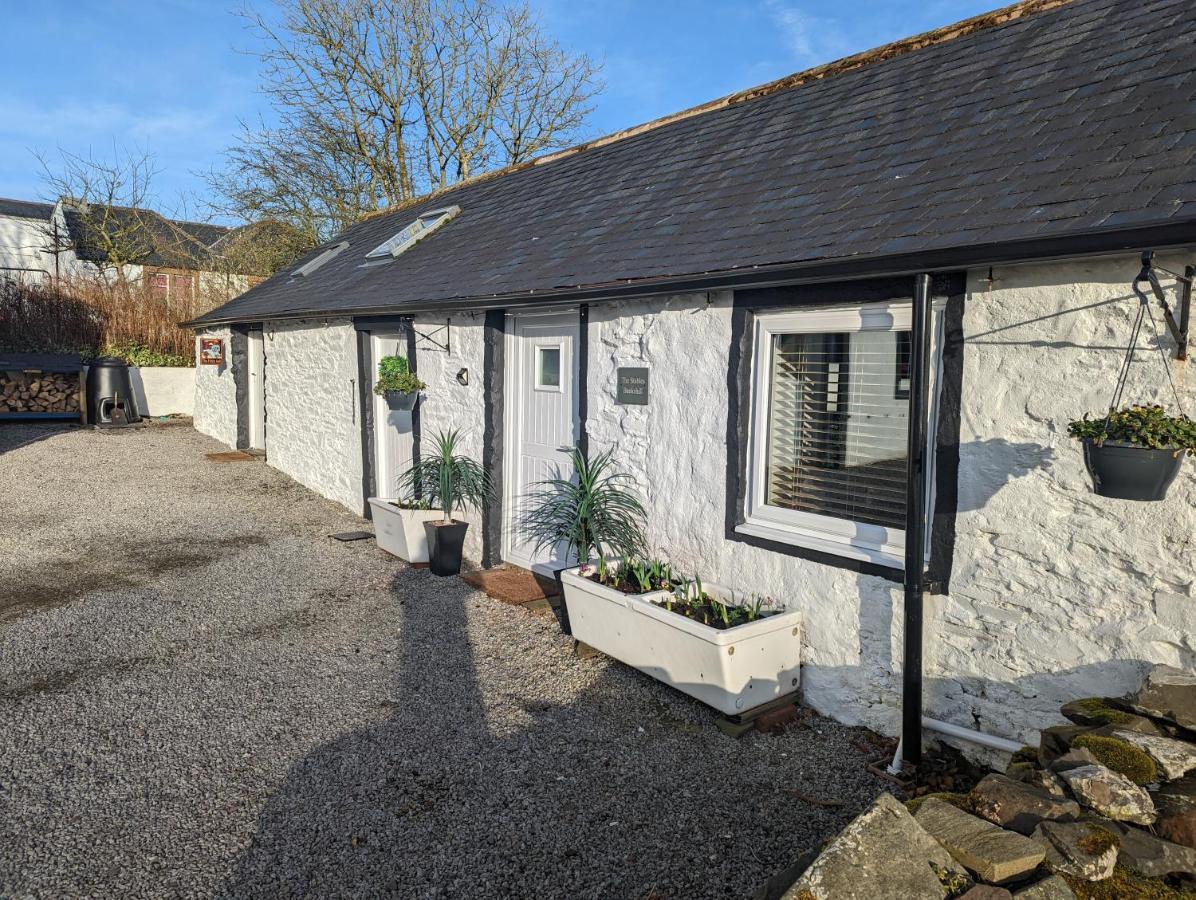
(560, 568), (802, 716)
(367, 498), (443, 563)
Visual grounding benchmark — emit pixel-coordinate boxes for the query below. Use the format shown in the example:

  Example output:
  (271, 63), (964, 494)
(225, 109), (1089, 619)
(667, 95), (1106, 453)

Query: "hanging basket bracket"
(1136, 250), (1193, 361)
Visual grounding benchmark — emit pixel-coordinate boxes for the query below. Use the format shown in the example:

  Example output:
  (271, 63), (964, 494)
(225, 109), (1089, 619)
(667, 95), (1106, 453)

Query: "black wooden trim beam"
(927, 285), (966, 592)
(405, 324), (421, 476)
(481, 309), (506, 568)
(577, 303), (590, 458)
(901, 273), (934, 770)
(352, 315), (415, 332)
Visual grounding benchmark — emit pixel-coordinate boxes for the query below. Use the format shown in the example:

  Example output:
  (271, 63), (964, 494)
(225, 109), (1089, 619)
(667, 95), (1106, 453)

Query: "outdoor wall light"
(456, 367), (470, 386)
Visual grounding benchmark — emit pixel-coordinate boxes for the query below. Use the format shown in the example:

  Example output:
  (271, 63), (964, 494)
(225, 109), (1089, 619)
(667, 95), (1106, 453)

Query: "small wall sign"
(616, 367), (649, 405)
(199, 338), (225, 365)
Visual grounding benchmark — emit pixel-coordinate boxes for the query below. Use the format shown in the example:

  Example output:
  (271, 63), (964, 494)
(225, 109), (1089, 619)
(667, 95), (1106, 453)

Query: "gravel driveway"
(0, 421), (886, 899)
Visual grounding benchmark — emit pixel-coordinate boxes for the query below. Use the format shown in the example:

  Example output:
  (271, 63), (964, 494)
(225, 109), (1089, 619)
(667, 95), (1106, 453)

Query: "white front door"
(503, 312), (580, 572)
(247, 330), (266, 451)
(370, 333), (416, 500)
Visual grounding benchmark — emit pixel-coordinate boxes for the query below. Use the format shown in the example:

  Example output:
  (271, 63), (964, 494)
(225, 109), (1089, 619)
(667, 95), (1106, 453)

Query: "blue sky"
(0, 0), (995, 219)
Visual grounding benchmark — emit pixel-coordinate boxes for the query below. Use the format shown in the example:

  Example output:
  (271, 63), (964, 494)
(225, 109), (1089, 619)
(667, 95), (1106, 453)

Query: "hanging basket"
(385, 390), (418, 412)
(1082, 439), (1186, 501)
(1070, 259), (1193, 502)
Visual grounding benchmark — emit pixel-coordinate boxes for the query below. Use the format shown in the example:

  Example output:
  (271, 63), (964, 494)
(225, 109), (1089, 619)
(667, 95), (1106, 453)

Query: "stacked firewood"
(0, 371), (81, 413)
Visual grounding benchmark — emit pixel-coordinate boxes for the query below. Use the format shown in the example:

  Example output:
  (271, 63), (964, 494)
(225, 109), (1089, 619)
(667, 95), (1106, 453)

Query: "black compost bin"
(86, 357), (142, 425)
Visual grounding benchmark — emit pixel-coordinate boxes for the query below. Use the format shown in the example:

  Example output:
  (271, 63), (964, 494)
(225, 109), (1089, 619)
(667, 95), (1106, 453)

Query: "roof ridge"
(60, 196), (229, 233)
(360, 0), (1076, 224)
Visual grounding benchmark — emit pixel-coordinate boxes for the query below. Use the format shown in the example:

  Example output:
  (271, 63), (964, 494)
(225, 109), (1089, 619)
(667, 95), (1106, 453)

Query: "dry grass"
(0, 276), (227, 365)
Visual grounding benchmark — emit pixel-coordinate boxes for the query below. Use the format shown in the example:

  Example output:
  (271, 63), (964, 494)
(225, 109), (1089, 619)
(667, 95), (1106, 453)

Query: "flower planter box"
(560, 568), (802, 716)
(367, 498), (443, 562)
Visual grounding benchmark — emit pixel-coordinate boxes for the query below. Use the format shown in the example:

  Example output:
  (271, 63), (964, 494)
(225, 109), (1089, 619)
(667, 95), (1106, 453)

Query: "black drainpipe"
(901, 272), (934, 770)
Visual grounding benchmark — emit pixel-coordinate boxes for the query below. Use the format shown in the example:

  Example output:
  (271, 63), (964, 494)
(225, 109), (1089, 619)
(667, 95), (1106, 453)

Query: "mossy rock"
(1077, 823), (1121, 856)
(1059, 864), (1196, 898)
(1007, 760), (1037, 778)
(931, 861), (971, 898)
(1063, 698), (1139, 727)
(904, 791), (974, 816)
(1072, 733), (1159, 785)
(1011, 745), (1040, 765)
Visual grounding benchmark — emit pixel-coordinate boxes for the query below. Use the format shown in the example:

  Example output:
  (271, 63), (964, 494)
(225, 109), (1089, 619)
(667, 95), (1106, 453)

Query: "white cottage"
(186, 0), (1196, 764)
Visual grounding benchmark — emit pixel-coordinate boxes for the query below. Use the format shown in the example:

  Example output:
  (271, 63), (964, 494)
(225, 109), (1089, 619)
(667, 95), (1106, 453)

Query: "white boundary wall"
(129, 367), (194, 417)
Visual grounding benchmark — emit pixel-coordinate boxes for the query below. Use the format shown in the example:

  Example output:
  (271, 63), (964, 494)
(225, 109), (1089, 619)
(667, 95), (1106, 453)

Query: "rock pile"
(769, 664), (1196, 899)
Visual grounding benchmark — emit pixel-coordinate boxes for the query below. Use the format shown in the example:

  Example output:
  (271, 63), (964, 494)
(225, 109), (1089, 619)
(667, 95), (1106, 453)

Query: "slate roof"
(62, 204), (234, 270)
(190, 0), (1196, 327)
(0, 198), (54, 220)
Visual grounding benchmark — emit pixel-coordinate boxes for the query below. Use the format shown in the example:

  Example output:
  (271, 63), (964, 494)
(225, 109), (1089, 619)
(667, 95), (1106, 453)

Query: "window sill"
(734, 519), (906, 569)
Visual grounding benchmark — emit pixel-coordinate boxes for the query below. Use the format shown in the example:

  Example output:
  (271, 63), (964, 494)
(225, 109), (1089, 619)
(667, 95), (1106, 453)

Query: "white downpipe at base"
(886, 717), (1023, 775)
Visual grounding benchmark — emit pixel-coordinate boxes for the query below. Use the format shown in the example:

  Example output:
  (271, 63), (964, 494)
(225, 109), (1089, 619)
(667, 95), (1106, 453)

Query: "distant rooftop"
(0, 198), (55, 220)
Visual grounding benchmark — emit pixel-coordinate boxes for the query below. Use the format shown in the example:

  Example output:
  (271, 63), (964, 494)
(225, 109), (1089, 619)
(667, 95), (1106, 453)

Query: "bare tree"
(210, 0), (602, 241)
(38, 145), (198, 286)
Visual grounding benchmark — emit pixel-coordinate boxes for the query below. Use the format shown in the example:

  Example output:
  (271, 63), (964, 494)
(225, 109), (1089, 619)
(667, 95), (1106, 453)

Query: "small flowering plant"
(1068, 404), (1196, 453)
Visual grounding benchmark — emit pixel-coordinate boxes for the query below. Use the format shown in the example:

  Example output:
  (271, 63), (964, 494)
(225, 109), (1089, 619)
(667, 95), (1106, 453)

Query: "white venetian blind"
(765, 328), (911, 530)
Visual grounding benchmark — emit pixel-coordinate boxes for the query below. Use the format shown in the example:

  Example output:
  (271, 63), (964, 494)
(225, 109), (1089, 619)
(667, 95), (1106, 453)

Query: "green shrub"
(97, 342), (192, 368)
(1072, 734), (1158, 785)
(1068, 405), (1196, 451)
(373, 355), (425, 395)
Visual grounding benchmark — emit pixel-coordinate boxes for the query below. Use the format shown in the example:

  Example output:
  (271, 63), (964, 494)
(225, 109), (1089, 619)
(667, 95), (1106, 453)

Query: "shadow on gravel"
(219, 571), (882, 899)
(0, 422), (76, 456)
(0, 534), (268, 625)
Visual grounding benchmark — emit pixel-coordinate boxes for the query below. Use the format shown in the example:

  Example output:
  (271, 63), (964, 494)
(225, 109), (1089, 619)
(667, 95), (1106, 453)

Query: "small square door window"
(535, 345), (562, 390)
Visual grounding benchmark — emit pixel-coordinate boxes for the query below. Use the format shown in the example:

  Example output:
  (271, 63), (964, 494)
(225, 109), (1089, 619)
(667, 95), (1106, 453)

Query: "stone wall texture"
(412, 312), (487, 562)
(192, 326), (238, 447)
(263, 319), (364, 513)
(936, 253), (1195, 744)
(586, 253), (1196, 746)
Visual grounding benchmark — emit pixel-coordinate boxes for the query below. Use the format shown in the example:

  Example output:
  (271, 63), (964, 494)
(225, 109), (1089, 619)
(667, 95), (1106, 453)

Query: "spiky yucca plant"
(521, 447), (647, 565)
(396, 429), (490, 524)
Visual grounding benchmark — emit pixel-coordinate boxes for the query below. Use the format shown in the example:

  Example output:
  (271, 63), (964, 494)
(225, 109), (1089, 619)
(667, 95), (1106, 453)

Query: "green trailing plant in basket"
(521, 447), (647, 565)
(373, 354), (425, 396)
(1068, 404), (1196, 452)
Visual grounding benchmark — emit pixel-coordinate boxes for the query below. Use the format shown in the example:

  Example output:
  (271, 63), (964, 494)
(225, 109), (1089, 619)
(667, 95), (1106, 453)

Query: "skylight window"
(291, 241), (348, 277)
(364, 205), (461, 261)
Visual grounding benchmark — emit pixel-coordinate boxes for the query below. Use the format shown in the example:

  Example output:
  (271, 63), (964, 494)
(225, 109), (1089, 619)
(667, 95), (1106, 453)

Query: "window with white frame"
(739, 301), (943, 568)
(535, 344), (562, 390)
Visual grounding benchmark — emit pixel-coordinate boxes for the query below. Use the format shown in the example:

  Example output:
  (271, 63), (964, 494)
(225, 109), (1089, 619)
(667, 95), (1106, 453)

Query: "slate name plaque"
(616, 367), (649, 405)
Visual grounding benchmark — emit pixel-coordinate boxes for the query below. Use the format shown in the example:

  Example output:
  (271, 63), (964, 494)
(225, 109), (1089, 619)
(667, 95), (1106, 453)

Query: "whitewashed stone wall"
(263, 318), (364, 513)
(933, 253), (1195, 745)
(585, 254), (1196, 747)
(413, 312), (488, 562)
(192, 326), (238, 447)
(586, 292), (905, 733)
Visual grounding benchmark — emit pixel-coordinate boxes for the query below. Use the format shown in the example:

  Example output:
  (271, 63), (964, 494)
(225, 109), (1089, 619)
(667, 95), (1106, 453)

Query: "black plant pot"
(425, 519), (468, 576)
(1082, 439), (1187, 501)
(385, 390), (418, 412)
